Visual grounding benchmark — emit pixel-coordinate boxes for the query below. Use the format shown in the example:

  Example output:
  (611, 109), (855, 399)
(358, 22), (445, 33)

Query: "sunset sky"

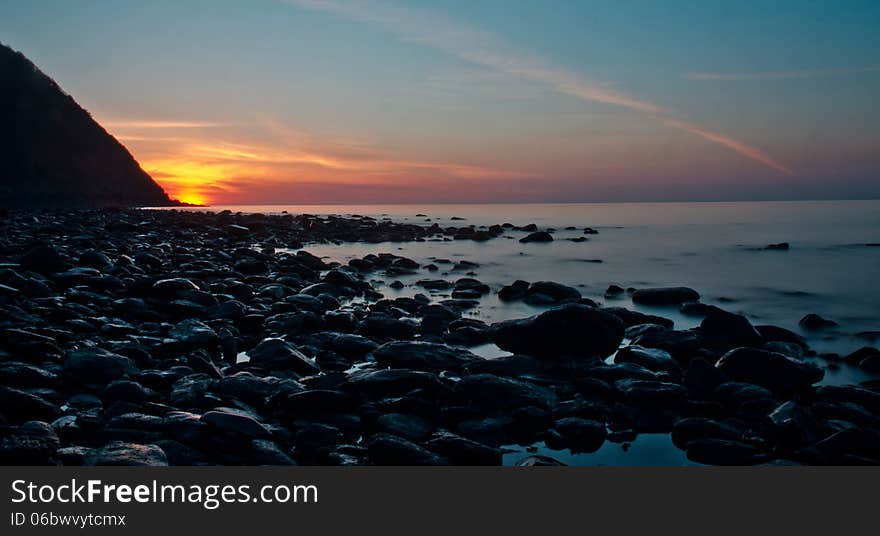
(3, 0), (879, 204)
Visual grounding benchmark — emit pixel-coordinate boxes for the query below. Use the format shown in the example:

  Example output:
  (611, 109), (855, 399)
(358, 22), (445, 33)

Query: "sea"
(179, 200), (880, 465)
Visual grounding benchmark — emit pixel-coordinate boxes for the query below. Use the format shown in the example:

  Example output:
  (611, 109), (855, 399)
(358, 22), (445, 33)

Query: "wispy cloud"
(102, 120), (227, 129)
(284, 0), (793, 175)
(127, 117), (527, 204)
(664, 119), (793, 175)
(688, 65), (880, 81)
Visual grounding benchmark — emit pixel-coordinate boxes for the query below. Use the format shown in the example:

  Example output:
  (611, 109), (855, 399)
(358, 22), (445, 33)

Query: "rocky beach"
(1, 208), (879, 466)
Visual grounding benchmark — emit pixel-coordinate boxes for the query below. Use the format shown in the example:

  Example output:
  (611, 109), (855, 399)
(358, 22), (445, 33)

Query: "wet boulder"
(551, 417), (606, 453)
(367, 433), (449, 465)
(498, 280), (530, 301)
(425, 432), (501, 465)
(0, 421), (61, 464)
(345, 368), (443, 397)
(201, 409), (273, 439)
(374, 413), (433, 442)
(716, 348), (824, 395)
(0, 385), (61, 422)
(489, 304), (624, 359)
(19, 244), (69, 274)
(64, 348), (138, 385)
(754, 325), (807, 348)
(246, 338), (319, 375)
(683, 358), (729, 397)
(372, 341), (481, 372)
(614, 379), (687, 405)
(168, 319), (218, 348)
(455, 374), (558, 411)
(0, 362), (60, 389)
(685, 439), (766, 466)
(523, 281), (581, 305)
(699, 309), (763, 351)
(615, 345), (681, 375)
(631, 329), (703, 364)
(85, 441), (168, 466)
(631, 287), (700, 306)
(799, 313), (838, 331)
(602, 307), (674, 329)
(519, 231), (553, 243)
(358, 313), (419, 340)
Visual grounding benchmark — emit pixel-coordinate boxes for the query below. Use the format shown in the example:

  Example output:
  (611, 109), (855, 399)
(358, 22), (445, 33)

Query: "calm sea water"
(194, 200), (880, 465)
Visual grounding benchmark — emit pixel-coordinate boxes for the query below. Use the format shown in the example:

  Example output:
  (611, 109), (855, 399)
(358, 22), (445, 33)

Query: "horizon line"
(153, 196), (880, 208)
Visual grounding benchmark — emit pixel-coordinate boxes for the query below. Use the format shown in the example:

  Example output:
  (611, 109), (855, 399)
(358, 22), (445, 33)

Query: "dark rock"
(859, 354), (880, 374)
(247, 338), (319, 375)
(85, 441), (168, 466)
(498, 280), (529, 301)
(425, 432), (501, 465)
(465, 354), (544, 378)
(716, 347), (824, 394)
(274, 389), (354, 415)
(624, 323), (668, 340)
(699, 310), (763, 351)
(523, 281), (581, 305)
(169, 319), (218, 348)
(372, 341), (481, 371)
(78, 250), (113, 269)
(519, 231), (553, 243)
(683, 358), (729, 397)
(307, 332), (378, 360)
(713, 382), (775, 407)
(151, 278), (200, 299)
(346, 369), (442, 397)
(0, 362), (59, 389)
(456, 416), (515, 446)
(64, 348), (138, 385)
(602, 307), (674, 329)
(169, 374), (217, 409)
(614, 379), (687, 405)
(671, 418), (747, 449)
(295, 423), (344, 451)
(679, 301), (722, 317)
(489, 304), (624, 359)
(604, 284), (625, 298)
(631, 329), (703, 363)
(367, 433), (448, 465)
(615, 345), (681, 375)
(799, 427), (880, 464)
(0, 421), (60, 464)
(631, 287), (700, 306)
(816, 385), (880, 413)
(153, 439), (208, 466)
(514, 455), (566, 466)
(103, 380), (156, 404)
(19, 245), (68, 274)
(201, 410), (272, 439)
(358, 314), (419, 340)
(375, 413), (433, 442)
(754, 335), (801, 355)
(799, 313), (838, 331)
(685, 439), (764, 465)
(842, 347), (880, 365)
(552, 417), (606, 452)
(755, 325), (807, 348)
(455, 374), (558, 410)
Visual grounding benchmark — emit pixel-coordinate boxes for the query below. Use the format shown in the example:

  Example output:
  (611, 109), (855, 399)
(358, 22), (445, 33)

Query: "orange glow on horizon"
(142, 158), (244, 206)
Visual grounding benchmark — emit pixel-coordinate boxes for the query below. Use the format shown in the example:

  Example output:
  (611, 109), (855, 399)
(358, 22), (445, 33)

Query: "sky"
(2, 0), (879, 205)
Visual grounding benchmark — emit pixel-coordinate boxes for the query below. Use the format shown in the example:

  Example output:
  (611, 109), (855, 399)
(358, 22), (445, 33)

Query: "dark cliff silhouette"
(0, 43), (175, 208)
